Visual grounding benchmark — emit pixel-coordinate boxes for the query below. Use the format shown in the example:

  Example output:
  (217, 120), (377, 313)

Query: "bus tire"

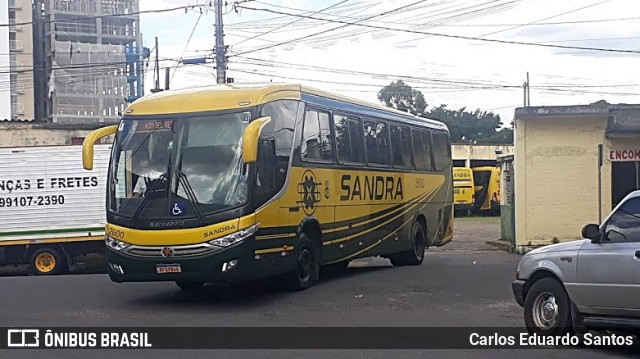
(30, 247), (65, 275)
(390, 220), (426, 267)
(176, 281), (205, 292)
(282, 232), (317, 291)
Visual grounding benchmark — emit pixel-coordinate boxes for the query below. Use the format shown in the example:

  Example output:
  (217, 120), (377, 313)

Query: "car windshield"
(108, 111), (253, 221)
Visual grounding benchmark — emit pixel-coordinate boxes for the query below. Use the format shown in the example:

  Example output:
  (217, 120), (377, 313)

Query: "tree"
(377, 81), (513, 144)
(377, 80), (427, 116)
(427, 105), (511, 144)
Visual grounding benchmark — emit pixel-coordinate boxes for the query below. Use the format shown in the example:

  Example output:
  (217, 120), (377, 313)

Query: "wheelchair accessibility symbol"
(172, 202), (185, 216)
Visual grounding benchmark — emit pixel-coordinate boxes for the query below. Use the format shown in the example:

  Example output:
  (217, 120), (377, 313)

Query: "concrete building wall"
(0, 122), (114, 147)
(12, 0), (35, 120)
(0, 4), (10, 119)
(452, 144), (513, 167)
(514, 115), (608, 250)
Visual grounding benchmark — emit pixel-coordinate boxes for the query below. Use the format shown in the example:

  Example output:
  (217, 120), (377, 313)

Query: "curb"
(485, 240), (513, 252)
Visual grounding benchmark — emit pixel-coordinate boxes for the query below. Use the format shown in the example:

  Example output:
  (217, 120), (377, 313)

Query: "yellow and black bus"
(472, 166), (500, 215)
(453, 167), (475, 216)
(82, 84), (453, 291)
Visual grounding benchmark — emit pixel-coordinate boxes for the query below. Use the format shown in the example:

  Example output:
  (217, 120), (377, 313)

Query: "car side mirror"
(581, 224), (601, 242)
(241, 116), (271, 164)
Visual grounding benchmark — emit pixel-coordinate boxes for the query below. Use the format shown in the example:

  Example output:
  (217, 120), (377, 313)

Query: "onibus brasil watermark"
(7, 329), (152, 348)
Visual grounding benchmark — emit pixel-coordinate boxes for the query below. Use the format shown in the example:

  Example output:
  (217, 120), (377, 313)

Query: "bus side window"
(432, 132), (451, 171)
(301, 108), (334, 162)
(335, 114), (364, 164)
(390, 124), (412, 168)
(364, 120), (390, 166)
(254, 100), (299, 207)
(413, 129), (432, 170)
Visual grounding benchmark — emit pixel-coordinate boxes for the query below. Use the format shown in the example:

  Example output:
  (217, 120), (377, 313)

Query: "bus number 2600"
(107, 228), (125, 239)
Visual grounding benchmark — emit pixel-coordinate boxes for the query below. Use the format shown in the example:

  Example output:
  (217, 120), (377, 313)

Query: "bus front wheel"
(390, 221), (426, 267)
(282, 232), (317, 291)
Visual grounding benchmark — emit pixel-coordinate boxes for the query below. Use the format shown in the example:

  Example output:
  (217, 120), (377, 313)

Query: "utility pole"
(527, 71), (531, 106)
(522, 72), (530, 107)
(214, 0), (227, 84)
(151, 37), (162, 93)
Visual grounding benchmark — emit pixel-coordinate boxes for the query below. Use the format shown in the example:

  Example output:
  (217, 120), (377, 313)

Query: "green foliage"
(377, 80), (427, 116)
(378, 81), (513, 144)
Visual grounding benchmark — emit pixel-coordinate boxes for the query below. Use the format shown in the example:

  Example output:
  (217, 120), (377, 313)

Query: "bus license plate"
(156, 264), (181, 274)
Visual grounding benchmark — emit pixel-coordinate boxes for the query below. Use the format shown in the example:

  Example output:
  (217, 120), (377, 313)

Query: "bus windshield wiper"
(129, 172), (168, 226)
(175, 170), (205, 224)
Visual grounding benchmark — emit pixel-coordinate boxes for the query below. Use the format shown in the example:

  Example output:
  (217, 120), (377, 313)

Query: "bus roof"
(472, 166), (500, 171)
(124, 83), (448, 131)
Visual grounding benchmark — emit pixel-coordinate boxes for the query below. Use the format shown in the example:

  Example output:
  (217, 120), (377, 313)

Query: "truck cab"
(513, 190), (640, 335)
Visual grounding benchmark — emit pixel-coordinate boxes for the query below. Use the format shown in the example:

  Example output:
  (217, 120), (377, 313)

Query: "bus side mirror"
(242, 116), (271, 164)
(82, 125), (118, 170)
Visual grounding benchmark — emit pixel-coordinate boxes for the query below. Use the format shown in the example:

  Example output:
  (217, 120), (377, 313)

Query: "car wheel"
(524, 278), (573, 335)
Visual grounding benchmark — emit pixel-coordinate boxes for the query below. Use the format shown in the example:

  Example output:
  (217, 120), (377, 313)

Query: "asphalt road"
(0, 217), (637, 358)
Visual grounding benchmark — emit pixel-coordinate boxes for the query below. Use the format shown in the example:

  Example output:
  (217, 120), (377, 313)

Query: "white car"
(512, 190), (640, 335)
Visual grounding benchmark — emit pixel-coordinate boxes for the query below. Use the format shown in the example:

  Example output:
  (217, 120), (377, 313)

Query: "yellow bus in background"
(81, 83), (454, 292)
(453, 167), (474, 216)
(472, 166), (500, 215)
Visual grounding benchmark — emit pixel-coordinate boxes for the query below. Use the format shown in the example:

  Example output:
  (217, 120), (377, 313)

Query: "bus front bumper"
(106, 242), (256, 283)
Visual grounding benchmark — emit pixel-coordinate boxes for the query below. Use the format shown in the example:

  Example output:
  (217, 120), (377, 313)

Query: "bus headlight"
(106, 236), (130, 251)
(209, 223), (260, 247)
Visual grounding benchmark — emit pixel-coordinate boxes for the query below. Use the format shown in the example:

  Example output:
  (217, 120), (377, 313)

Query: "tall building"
(1, 0), (36, 120)
(33, 0), (147, 123)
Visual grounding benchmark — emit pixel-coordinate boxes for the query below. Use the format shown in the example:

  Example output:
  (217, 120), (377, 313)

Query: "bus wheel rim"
(35, 253), (56, 273)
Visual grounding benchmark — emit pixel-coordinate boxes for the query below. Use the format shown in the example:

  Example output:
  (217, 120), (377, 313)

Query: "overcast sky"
(139, 0), (640, 125)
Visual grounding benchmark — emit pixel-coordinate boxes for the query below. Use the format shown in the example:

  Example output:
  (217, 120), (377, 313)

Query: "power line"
(231, 0), (349, 47)
(0, 4), (208, 28)
(478, 0), (613, 38)
(232, 56), (517, 88)
(0, 57), (179, 76)
(171, 13), (204, 85)
(395, 0), (611, 45)
(230, 0), (433, 57)
(229, 56), (640, 97)
(234, 4), (640, 55)
(235, 3), (640, 29)
(305, 0), (518, 49)
(541, 35), (640, 43)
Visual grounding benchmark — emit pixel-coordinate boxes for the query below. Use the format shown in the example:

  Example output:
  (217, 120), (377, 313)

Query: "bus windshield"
(108, 111), (253, 220)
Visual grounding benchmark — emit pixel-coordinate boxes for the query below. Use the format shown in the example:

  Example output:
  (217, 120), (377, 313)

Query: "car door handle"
(636, 251), (640, 259)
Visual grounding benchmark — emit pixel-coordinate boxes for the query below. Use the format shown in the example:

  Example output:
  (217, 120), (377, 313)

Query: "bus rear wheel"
(282, 233), (317, 291)
(31, 247), (65, 275)
(390, 221), (426, 267)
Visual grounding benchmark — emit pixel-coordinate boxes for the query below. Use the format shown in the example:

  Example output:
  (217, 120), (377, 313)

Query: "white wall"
(0, 5), (10, 119)
(452, 144), (514, 167)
